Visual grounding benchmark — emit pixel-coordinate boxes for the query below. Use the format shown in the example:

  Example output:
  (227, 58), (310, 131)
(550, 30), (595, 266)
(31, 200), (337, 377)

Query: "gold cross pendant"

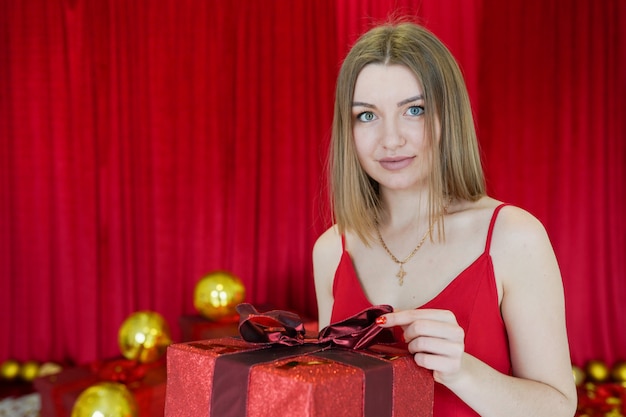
(396, 264), (406, 286)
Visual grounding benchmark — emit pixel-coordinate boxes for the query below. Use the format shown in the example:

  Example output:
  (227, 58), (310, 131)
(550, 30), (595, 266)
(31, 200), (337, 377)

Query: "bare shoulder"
(489, 202), (552, 254)
(312, 225), (343, 286)
(452, 197), (557, 288)
(485, 201), (561, 292)
(313, 225), (342, 256)
(452, 197), (548, 244)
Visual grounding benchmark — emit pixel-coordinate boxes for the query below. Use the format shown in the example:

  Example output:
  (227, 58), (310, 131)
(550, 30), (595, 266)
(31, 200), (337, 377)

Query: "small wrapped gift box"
(34, 358), (166, 417)
(165, 304), (433, 417)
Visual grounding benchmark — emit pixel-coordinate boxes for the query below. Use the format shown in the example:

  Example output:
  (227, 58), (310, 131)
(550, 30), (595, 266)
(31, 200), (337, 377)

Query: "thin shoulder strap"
(485, 204), (509, 254)
(341, 234), (346, 251)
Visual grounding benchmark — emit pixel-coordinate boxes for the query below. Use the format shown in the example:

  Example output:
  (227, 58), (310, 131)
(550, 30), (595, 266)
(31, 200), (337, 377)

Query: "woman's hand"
(377, 309), (466, 385)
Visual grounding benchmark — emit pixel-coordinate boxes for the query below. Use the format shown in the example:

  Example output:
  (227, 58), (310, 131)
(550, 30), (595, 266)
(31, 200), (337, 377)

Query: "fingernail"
(375, 316), (387, 325)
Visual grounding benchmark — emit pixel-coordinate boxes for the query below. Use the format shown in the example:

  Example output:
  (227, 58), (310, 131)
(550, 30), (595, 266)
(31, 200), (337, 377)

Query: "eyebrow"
(352, 94), (424, 108)
(398, 95), (424, 107)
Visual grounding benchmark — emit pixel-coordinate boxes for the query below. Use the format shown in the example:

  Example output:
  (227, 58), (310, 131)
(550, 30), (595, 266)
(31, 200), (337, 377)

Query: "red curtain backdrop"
(1, 0), (624, 367)
(478, 0), (626, 367)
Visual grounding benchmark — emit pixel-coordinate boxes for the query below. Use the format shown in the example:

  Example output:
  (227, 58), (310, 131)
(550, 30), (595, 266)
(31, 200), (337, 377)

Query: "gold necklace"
(376, 224), (433, 286)
(376, 199), (450, 286)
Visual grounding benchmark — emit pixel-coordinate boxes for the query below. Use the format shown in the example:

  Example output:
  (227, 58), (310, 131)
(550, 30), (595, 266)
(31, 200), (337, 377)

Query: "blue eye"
(357, 111), (376, 122)
(407, 106), (425, 116)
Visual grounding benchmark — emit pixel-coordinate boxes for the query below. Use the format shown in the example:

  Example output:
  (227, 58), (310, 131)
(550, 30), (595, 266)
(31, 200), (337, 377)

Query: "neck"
(379, 189), (431, 230)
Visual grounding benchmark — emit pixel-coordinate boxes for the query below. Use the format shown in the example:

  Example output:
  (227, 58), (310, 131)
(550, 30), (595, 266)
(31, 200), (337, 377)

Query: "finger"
(402, 318), (465, 344)
(406, 334), (464, 359)
(376, 309), (457, 328)
(413, 351), (463, 376)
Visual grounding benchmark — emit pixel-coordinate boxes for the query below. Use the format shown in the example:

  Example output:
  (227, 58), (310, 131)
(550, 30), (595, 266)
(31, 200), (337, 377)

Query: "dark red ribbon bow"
(236, 303), (395, 350)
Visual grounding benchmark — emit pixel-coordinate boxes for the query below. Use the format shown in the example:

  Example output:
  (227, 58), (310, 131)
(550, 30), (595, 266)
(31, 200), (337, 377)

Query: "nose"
(381, 119), (405, 150)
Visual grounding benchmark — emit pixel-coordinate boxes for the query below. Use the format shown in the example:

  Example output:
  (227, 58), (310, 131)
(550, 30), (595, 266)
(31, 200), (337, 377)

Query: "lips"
(378, 156), (415, 171)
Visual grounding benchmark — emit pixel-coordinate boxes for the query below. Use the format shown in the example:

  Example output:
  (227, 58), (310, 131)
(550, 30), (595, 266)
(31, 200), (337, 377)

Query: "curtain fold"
(1, 0), (624, 366)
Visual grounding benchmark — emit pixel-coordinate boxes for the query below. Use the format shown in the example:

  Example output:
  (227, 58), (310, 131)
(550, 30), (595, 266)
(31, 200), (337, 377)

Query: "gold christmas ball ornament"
(118, 310), (172, 363)
(71, 382), (138, 417)
(572, 365), (586, 386)
(0, 359), (20, 380)
(18, 360), (40, 382)
(585, 359), (610, 383)
(611, 360), (626, 383)
(193, 271), (246, 320)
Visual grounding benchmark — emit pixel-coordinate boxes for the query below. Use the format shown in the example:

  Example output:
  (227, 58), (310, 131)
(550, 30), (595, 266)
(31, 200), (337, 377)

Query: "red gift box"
(34, 358), (166, 417)
(165, 338), (432, 417)
(165, 304), (433, 417)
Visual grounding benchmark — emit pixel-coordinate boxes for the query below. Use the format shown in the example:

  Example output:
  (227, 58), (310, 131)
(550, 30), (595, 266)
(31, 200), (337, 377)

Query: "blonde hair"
(330, 22), (485, 244)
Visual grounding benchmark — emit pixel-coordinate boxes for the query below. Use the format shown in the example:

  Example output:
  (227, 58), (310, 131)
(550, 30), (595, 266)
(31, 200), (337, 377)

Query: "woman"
(313, 22), (577, 416)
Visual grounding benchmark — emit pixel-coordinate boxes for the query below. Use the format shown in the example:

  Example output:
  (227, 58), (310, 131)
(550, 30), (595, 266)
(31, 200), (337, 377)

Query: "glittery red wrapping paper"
(165, 338), (433, 417)
(33, 359), (166, 417)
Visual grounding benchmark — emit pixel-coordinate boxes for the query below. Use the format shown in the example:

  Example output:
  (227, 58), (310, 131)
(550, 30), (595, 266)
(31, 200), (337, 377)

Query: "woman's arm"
(312, 225), (342, 330)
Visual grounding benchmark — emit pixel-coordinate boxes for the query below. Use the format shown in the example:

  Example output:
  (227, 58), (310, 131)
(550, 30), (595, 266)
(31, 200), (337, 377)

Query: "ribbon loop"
(236, 303), (306, 345)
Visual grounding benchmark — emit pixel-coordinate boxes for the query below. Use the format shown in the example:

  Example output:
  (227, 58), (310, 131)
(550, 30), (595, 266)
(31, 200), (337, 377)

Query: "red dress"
(330, 204), (512, 417)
